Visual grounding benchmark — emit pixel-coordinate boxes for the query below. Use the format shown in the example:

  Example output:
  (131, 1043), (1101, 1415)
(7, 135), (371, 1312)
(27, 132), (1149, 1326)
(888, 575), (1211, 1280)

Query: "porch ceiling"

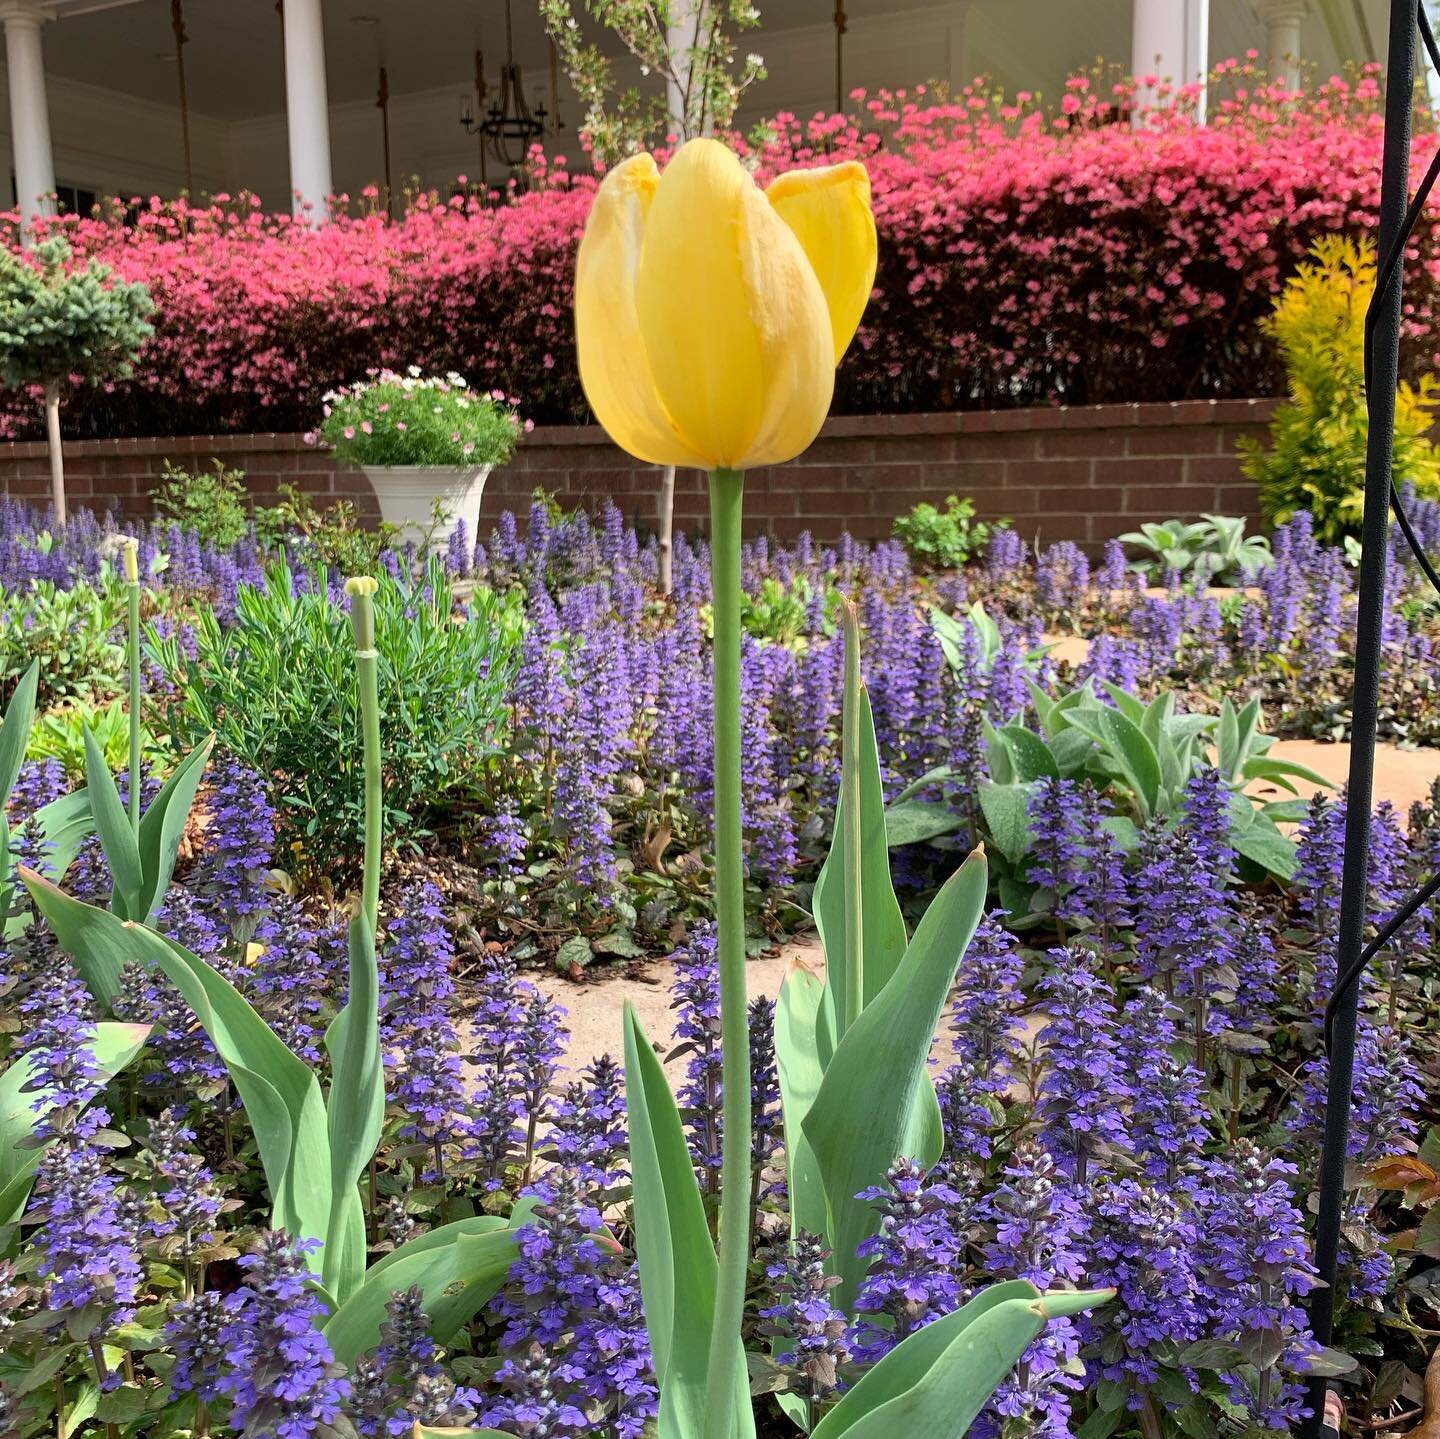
(30, 0), (1401, 125)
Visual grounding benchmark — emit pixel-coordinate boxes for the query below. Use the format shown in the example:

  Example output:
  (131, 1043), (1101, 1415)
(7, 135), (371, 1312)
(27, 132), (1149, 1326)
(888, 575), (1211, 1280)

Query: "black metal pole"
(1302, 2), (1415, 1433)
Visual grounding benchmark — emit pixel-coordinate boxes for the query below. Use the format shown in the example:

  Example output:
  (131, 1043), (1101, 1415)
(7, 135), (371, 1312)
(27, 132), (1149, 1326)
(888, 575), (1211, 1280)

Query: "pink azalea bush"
(3, 62), (1436, 439)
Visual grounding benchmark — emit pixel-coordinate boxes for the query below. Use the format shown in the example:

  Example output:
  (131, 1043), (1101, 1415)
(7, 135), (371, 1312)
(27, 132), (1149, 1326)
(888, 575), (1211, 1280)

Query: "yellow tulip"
(575, 138), (877, 472)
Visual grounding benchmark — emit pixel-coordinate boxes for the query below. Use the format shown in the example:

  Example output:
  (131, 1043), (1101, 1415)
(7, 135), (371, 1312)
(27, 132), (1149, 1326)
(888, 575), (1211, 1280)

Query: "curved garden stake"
(1307, 2), (1440, 1434)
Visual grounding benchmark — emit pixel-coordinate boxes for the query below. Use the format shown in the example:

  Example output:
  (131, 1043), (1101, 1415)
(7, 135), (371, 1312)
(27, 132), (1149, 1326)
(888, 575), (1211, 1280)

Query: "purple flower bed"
(0, 494), (1438, 1434)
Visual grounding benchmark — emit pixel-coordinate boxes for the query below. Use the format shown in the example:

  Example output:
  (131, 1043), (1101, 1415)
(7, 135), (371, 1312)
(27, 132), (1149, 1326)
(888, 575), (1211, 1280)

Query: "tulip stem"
(346, 577), (382, 935)
(124, 538), (141, 837)
(702, 466), (750, 1439)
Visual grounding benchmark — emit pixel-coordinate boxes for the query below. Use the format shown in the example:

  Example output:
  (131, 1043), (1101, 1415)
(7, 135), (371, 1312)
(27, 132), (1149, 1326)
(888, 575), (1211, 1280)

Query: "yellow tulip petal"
(635, 138), (833, 470)
(575, 153), (710, 469)
(766, 162), (878, 364)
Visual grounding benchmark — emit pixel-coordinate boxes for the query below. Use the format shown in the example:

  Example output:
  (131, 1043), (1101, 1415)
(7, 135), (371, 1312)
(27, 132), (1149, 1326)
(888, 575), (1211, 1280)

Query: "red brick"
(1003, 459), (1094, 490)
(1182, 455), (1248, 486)
(1034, 485), (1125, 515)
(1037, 429), (1128, 459)
(1124, 428), (1222, 457)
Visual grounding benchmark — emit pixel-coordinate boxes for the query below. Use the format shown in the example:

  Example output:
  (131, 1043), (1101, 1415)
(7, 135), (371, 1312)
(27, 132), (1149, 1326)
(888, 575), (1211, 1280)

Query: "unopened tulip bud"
(121, 537), (139, 584)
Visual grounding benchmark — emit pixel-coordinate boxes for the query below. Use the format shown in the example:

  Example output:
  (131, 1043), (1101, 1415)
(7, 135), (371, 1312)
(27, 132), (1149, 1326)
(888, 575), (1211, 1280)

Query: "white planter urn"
(360, 464), (492, 548)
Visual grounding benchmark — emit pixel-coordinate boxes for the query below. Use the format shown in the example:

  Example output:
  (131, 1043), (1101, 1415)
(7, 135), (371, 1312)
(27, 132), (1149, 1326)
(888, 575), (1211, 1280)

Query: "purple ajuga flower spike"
(1294, 793), (1346, 1005)
(140, 1109), (224, 1258)
(168, 1289), (233, 1404)
(1036, 947), (1130, 1182)
(939, 913), (1024, 1161)
(760, 1231), (852, 1408)
(380, 883), (466, 1158)
(198, 754), (277, 930)
(1117, 986), (1210, 1182)
(669, 924), (724, 1187)
(749, 994), (783, 1182)
(486, 1170), (657, 1437)
(853, 1158), (975, 1362)
(982, 1138), (1088, 1289)
(350, 1285), (477, 1437)
(1066, 783), (1132, 944)
(548, 1054), (628, 1192)
(1080, 1175), (1207, 1396)
(1198, 1141), (1320, 1430)
(212, 1230), (350, 1439)
(248, 898), (347, 1064)
(1027, 778), (1088, 925)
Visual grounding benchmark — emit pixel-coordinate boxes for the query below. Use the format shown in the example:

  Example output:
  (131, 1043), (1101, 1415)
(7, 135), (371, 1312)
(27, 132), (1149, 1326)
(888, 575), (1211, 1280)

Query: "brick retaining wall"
(0, 399), (1276, 548)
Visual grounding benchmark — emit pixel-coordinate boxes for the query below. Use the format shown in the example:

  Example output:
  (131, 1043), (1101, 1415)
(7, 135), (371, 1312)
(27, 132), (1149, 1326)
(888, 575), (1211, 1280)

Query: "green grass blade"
(803, 848), (988, 1314)
(81, 725), (143, 918)
(135, 735), (213, 920)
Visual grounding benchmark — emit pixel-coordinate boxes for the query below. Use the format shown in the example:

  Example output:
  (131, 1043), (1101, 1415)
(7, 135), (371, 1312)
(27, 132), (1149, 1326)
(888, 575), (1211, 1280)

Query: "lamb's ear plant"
(576, 138), (1112, 1439)
(21, 575), (523, 1346)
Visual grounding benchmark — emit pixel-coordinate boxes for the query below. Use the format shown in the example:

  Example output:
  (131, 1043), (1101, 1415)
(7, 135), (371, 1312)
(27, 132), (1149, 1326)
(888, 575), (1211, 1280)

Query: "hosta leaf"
(803, 848), (987, 1313)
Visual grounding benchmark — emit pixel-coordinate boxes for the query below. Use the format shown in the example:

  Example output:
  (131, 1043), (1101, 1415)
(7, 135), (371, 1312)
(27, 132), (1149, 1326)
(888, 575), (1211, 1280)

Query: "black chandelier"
(459, 0), (548, 172)
(1304, 2), (1440, 1435)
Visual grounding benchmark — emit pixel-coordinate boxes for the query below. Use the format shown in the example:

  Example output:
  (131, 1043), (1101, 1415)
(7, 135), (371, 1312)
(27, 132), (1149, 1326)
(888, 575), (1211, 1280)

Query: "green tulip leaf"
(775, 961), (827, 1241)
(323, 1216), (519, 1367)
(0, 660), (38, 892)
(134, 735), (213, 920)
(813, 675), (906, 1049)
(622, 1002), (752, 1439)
(803, 847), (988, 1313)
(322, 910), (386, 1304)
(82, 724), (143, 919)
(0, 1019), (150, 1227)
(20, 872), (332, 1260)
(816, 1284), (1113, 1439)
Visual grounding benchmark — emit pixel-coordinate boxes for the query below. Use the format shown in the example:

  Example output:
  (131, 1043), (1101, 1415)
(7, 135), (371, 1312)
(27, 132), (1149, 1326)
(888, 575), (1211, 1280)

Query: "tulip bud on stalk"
(575, 137), (876, 1439)
(122, 536), (142, 836)
(345, 575), (382, 934)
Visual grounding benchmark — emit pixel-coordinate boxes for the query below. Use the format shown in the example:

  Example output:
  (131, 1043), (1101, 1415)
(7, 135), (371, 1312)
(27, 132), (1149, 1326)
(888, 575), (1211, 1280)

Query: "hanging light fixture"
(459, 0), (547, 170)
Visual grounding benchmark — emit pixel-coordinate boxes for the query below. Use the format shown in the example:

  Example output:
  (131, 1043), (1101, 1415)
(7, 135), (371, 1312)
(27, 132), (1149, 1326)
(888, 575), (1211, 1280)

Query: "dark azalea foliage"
(0, 494), (1438, 1435)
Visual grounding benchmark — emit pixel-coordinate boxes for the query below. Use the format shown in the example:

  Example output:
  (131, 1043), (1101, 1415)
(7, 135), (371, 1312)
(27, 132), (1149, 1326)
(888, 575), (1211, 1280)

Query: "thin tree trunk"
(44, 381), (65, 525)
(658, 464), (675, 596)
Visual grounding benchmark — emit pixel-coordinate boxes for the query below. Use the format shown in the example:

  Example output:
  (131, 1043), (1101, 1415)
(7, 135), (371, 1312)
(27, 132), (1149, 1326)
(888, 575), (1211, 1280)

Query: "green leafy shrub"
(1241, 235), (1440, 542)
(251, 484), (398, 574)
(151, 458), (253, 547)
(148, 557), (521, 871)
(317, 369), (524, 469)
(0, 579), (124, 705)
(27, 696), (162, 781)
(893, 495), (1003, 570)
(1119, 514), (1273, 585)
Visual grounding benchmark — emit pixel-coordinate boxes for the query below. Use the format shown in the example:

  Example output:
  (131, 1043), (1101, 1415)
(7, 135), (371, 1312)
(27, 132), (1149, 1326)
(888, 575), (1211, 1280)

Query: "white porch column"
(0, 1), (55, 230)
(1132, 0), (1210, 119)
(1257, 0), (1308, 89)
(281, 0), (333, 219)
